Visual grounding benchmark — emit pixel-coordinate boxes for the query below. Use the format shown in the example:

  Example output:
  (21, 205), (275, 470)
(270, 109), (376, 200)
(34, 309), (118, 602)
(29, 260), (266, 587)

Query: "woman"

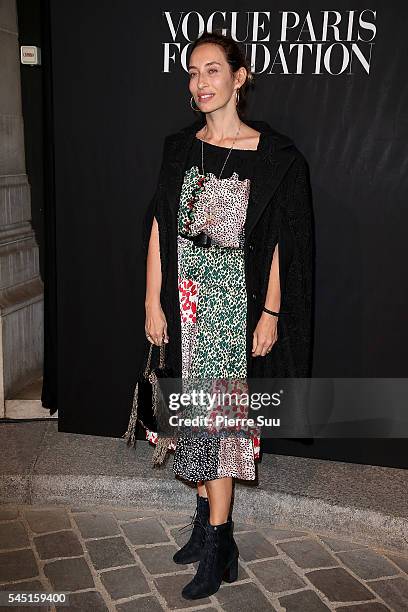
(125, 30), (314, 600)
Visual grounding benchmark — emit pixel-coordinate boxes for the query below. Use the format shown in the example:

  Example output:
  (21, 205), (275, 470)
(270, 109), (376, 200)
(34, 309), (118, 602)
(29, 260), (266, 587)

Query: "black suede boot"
(181, 516), (239, 599)
(173, 494), (210, 564)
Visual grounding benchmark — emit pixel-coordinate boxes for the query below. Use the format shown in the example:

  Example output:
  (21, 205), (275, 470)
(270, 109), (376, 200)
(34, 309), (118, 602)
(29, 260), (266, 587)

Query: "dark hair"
(189, 29), (254, 119)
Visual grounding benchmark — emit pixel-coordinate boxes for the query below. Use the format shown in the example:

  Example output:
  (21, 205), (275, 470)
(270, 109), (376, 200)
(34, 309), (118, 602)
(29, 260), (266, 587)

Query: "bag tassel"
(151, 435), (174, 466)
(122, 381), (139, 447)
(123, 343), (153, 448)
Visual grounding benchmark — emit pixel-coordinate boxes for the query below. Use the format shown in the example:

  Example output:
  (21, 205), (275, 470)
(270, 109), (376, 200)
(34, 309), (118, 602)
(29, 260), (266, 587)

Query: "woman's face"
(188, 43), (244, 114)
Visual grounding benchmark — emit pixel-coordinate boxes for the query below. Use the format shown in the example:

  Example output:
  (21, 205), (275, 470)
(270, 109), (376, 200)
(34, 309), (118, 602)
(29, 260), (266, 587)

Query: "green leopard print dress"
(168, 137), (261, 482)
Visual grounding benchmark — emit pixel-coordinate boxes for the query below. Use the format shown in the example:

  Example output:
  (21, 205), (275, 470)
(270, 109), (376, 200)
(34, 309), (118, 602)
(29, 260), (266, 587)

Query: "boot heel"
(223, 553), (238, 583)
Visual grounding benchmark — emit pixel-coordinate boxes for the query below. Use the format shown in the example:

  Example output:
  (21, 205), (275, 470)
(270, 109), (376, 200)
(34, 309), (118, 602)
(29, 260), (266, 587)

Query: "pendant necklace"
(200, 121), (241, 225)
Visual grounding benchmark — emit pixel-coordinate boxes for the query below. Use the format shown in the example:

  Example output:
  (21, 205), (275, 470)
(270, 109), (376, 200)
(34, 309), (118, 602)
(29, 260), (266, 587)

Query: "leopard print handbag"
(123, 341), (177, 465)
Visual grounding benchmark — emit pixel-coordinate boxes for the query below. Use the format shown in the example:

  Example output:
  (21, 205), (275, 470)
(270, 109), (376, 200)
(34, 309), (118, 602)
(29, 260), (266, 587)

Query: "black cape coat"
(132, 116), (314, 454)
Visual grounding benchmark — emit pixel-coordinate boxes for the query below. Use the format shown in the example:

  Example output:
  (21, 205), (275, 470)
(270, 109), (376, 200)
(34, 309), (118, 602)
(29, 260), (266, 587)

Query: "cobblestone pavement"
(0, 504), (407, 612)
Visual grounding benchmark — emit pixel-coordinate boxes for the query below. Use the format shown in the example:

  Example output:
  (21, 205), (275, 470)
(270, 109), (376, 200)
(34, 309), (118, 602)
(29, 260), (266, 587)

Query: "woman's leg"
(204, 477), (233, 525)
(197, 480), (208, 498)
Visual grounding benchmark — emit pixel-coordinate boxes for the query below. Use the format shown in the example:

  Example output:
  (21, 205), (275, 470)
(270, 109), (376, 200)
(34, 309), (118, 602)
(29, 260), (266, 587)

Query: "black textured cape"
(126, 116), (314, 460)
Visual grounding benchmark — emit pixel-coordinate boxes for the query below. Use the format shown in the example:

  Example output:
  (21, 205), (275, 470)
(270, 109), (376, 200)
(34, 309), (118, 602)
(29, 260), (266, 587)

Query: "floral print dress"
(145, 137), (261, 481)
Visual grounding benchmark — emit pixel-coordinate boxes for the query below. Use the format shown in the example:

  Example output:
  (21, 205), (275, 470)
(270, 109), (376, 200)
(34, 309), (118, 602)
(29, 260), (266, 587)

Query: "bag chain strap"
(144, 342), (166, 377)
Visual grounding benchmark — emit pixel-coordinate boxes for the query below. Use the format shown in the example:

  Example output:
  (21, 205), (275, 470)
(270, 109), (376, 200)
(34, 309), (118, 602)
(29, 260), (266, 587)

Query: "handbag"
(123, 341), (176, 466)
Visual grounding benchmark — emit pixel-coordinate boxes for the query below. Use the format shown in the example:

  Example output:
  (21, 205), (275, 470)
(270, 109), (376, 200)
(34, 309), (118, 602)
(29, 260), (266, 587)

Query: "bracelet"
(262, 306), (280, 317)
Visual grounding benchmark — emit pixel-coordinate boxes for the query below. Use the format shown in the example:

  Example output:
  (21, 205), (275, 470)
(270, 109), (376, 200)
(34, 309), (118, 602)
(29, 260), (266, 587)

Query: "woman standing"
(125, 30), (314, 600)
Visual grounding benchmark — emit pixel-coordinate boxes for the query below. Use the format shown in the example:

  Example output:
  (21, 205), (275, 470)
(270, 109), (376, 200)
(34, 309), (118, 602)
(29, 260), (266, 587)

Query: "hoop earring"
(190, 96), (201, 112)
(235, 88), (240, 106)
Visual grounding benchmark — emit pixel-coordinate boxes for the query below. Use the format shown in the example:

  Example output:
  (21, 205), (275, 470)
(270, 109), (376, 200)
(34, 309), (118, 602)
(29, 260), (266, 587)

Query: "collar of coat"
(164, 116), (300, 240)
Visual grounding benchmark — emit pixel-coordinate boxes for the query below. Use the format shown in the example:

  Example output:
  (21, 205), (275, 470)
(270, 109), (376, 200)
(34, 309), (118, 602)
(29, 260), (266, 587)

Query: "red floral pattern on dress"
(178, 275), (198, 324)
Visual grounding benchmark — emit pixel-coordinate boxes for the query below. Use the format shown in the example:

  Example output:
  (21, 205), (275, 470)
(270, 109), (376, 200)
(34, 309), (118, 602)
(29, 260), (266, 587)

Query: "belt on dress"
(178, 231), (213, 248)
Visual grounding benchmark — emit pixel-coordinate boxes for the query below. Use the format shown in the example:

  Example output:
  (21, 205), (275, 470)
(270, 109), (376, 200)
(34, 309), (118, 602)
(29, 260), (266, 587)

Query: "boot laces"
(177, 507), (206, 535)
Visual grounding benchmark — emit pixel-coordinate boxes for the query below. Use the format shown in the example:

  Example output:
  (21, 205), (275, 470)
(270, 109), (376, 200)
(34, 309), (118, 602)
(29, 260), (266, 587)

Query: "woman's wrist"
(145, 296), (161, 310)
(264, 295), (280, 311)
(262, 305), (280, 318)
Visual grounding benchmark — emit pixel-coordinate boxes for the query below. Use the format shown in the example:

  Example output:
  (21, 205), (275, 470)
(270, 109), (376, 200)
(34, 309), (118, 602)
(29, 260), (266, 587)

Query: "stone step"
(3, 373), (57, 419)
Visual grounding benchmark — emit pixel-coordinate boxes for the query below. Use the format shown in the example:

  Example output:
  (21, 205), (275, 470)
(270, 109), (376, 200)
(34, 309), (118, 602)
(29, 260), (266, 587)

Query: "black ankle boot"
(173, 494), (210, 564)
(181, 516), (239, 599)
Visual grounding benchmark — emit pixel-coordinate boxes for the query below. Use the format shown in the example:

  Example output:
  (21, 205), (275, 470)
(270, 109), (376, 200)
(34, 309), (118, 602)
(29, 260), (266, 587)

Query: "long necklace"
(200, 121), (241, 224)
(200, 121), (241, 178)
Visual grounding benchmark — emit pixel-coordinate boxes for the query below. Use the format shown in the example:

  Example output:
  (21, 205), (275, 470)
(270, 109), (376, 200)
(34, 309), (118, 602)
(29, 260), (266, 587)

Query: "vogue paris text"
(163, 9), (377, 75)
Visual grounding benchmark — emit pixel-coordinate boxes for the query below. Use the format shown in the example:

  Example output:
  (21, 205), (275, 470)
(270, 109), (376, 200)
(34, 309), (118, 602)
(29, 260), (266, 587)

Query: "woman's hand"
(252, 312), (278, 357)
(145, 301), (169, 346)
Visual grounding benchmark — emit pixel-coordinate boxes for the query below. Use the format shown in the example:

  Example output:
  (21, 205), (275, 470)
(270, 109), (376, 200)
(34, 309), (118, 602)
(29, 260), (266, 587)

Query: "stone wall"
(0, 0), (43, 414)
